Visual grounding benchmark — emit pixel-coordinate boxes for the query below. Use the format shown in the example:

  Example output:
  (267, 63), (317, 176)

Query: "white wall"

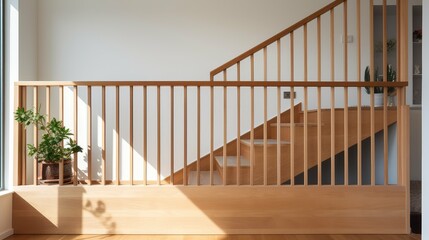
(422, 0), (428, 238)
(0, 192), (13, 240)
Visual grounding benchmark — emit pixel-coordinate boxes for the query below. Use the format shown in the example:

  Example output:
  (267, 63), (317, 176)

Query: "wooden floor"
(6, 235), (422, 240)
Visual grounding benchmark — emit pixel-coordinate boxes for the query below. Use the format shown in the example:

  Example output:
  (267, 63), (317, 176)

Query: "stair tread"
(188, 171), (222, 185)
(215, 156), (250, 167)
(270, 123), (319, 127)
(241, 139), (290, 146)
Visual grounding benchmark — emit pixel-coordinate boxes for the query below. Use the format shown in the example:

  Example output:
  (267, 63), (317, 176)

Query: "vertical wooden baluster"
(197, 86), (201, 185)
(59, 87), (64, 185)
(303, 24), (308, 186)
(396, 0), (402, 187)
(382, 0), (389, 185)
(46, 87), (51, 182)
(184, 86), (188, 186)
(237, 62), (241, 185)
(73, 86), (78, 185)
(171, 86), (174, 185)
(317, 17), (322, 186)
(370, 0), (375, 186)
(330, 9), (336, 186)
(223, 70), (227, 185)
(21, 87), (27, 185)
(210, 77), (214, 185)
(263, 47), (268, 186)
(116, 86), (120, 185)
(130, 86), (134, 185)
(290, 32), (295, 186)
(33, 87), (38, 185)
(143, 86), (147, 185)
(101, 86), (106, 185)
(277, 40), (281, 186)
(157, 86), (161, 185)
(343, 0), (349, 186)
(14, 86), (23, 185)
(250, 54), (255, 186)
(357, 0), (362, 186)
(87, 86), (92, 185)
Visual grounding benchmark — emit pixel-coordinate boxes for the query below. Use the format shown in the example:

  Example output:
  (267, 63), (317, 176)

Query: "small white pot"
(374, 93), (383, 107)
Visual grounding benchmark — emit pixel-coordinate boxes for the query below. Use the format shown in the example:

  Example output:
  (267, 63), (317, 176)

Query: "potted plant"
(15, 107), (83, 185)
(364, 65), (396, 107)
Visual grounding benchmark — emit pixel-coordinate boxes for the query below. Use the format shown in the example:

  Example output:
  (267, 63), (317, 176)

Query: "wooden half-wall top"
(13, 185), (407, 234)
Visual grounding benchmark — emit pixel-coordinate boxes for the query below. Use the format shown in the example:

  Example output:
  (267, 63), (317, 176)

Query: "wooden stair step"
(188, 171), (222, 185)
(240, 139), (289, 146)
(215, 156), (251, 167)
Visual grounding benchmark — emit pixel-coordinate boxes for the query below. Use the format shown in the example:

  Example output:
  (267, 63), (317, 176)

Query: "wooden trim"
(210, 0), (345, 77)
(14, 81), (407, 88)
(116, 86), (120, 185)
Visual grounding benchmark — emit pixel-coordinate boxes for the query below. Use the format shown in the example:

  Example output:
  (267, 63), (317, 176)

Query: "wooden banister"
(210, 0), (346, 77)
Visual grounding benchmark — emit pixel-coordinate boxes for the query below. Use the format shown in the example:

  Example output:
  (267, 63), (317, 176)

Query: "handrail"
(15, 81), (407, 88)
(210, 0), (346, 77)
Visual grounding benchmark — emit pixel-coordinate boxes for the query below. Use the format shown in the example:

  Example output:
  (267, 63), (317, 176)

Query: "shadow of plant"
(83, 200), (116, 234)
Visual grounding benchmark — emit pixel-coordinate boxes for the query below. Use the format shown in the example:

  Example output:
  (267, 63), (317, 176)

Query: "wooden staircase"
(178, 104), (397, 185)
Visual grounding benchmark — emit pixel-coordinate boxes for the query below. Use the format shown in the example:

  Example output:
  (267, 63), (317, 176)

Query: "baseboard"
(0, 228), (14, 240)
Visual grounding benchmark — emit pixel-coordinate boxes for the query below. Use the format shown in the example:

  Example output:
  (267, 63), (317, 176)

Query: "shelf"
(413, 41), (422, 44)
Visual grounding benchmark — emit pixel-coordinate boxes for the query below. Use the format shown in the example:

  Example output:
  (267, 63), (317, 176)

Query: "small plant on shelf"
(364, 64), (396, 95)
(14, 107), (83, 184)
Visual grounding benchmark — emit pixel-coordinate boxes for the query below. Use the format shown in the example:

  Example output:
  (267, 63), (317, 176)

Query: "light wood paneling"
(5, 234), (422, 240)
(13, 185), (407, 234)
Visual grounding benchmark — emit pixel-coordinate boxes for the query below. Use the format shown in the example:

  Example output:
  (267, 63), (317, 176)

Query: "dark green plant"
(14, 107), (83, 163)
(364, 65), (396, 95)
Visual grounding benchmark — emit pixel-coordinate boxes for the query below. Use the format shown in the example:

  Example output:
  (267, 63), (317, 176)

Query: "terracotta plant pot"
(38, 159), (72, 185)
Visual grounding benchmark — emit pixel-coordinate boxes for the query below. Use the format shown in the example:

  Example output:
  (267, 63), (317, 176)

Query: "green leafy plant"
(14, 107), (83, 163)
(364, 65), (396, 95)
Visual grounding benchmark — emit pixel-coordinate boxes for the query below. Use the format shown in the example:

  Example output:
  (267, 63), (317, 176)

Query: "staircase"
(183, 104), (397, 185)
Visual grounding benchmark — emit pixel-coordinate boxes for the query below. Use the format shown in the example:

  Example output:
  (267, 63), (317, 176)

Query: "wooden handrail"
(15, 81), (407, 88)
(210, 0), (346, 77)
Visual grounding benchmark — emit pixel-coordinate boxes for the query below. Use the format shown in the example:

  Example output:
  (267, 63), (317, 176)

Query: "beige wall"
(0, 192), (13, 239)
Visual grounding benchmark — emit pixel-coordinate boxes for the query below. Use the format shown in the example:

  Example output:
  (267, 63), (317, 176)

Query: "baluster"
(343, 0), (349, 186)
(101, 86), (106, 185)
(171, 86), (175, 185)
(59, 86), (64, 185)
(21, 87), (27, 185)
(223, 70), (227, 185)
(290, 32), (295, 186)
(237, 62), (241, 185)
(116, 86), (120, 185)
(143, 86), (147, 185)
(33, 86), (38, 185)
(197, 86), (201, 185)
(357, 0), (362, 186)
(157, 86), (161, 185)
(263, 47), (268, 186)
(330, 9), (336, 186)
(210, 78), (214, 185)
(73, 86), (79, 185)
(370, 0), (375, 186)
(184, 86), (188, 186)
(130, 86), (134, 185)
(276, 40), (281, 186)
(250, 54), (255, 186)
(88, 86), (92, 185)
(317, 16), (322, 186)
(303, 24), (308, 186)
(382, 0), (389, 185)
